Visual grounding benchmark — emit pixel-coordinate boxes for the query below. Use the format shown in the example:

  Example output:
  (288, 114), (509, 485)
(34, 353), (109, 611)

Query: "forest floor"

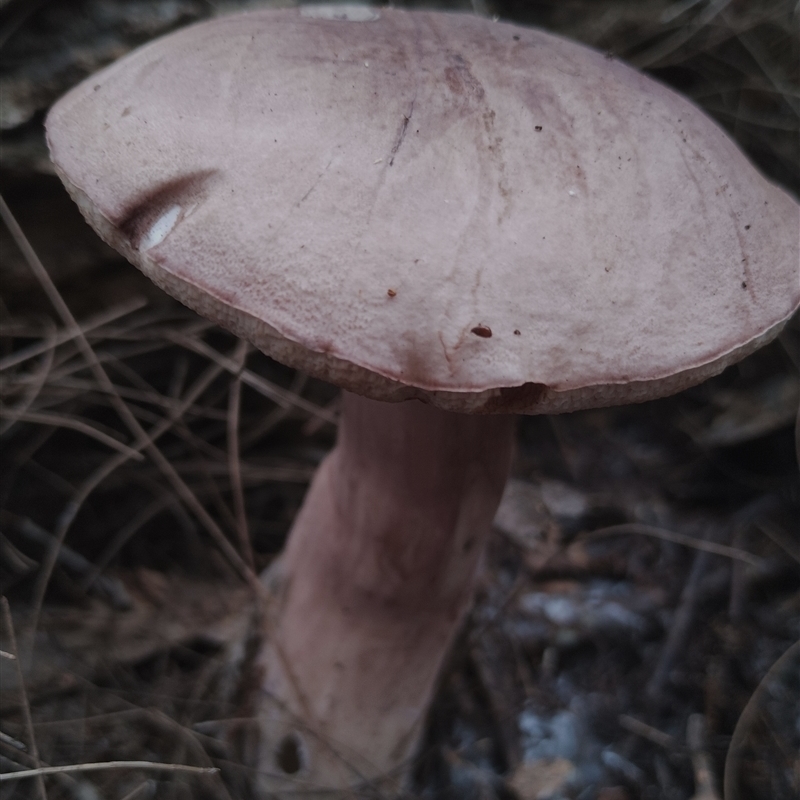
(0, 1), (798, 799)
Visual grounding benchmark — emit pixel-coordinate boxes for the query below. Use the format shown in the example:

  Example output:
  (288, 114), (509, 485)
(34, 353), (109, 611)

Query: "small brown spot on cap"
(513, 329), (521, 335)
(744, 224), (751, 230)
(387, 288), (397, 297)
(534, 125), (543, 132)
(471, 325), (492, 338)
(741, 281), (747, 289)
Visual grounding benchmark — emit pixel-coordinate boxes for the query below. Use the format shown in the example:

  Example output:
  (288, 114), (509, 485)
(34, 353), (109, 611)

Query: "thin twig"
(1, 597), (47, 800)
(0, 761), (219, 782)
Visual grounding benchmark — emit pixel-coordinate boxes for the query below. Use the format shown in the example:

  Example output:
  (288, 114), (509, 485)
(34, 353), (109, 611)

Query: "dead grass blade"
(26, 357), (230, 651)
(227, 340), (255, 570)
(165, 330), (337, 426)
(0, 761), (219, 782)
(0, 317), (55, 435)
(632, 0), (733, 68)
(0, 409), (145, 459)
(0, 296), (147, 373)
(1, 596), (47, 800)
(0, 194), (265, 630)
(241, 371), (308, 449)
(581, 523), (763, 566)
(83, 496), (173, 590)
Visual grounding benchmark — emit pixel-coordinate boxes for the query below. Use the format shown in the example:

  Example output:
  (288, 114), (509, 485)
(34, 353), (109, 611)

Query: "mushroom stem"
(256, 391), (515, 794)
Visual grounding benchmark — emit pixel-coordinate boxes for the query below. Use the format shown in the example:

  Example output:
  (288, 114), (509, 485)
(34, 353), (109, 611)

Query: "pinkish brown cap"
(46, 7), (800, 414)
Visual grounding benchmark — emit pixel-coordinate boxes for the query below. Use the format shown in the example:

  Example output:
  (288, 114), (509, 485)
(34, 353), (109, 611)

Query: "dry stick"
(687, 714), (721, 800)
(582, 523), (762, 567)
(646, 547), (712, 703)
(618, 714), (677, 751)
(0, 195), (265, 639)
(23, 708), (229, 798)
(3, 513), (131, 609)
(0, 762), (219, 782)
(1, 597), (47, 800)
(0, 730), (108, 796)
(227, 340), (255, 570)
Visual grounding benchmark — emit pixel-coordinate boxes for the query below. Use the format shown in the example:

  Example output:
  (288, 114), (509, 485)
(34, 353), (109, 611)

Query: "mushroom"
(45, 6), (799, 796)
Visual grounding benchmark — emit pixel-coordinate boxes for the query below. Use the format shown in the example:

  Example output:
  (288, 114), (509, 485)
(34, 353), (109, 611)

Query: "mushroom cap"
(46, 7), (799, 414)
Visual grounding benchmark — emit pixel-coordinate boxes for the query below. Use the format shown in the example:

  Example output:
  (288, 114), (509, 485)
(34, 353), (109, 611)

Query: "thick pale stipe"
(256, 392), (514, 792)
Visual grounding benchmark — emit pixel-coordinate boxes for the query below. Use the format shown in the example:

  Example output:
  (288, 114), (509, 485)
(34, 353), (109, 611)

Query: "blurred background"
(1, 2), (798, 799)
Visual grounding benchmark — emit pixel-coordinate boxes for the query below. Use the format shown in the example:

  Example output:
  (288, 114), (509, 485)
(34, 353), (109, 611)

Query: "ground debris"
(0, 2), (798, 799)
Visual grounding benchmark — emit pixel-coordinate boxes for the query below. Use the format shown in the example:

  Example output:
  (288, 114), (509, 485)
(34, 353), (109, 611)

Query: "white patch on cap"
(301, 4), (380, 22)
(140, 204), (181, 251)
